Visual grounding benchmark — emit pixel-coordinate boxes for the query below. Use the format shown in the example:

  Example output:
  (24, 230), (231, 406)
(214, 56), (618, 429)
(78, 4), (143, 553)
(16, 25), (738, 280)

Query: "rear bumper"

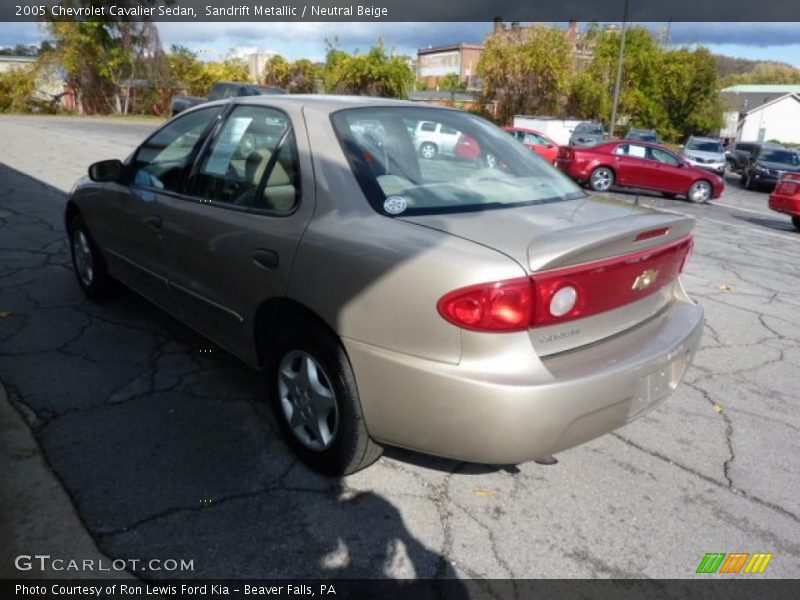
(769, 193), (800, 217)
(556, 160), (589, 181)
(346, 296), (704, 465)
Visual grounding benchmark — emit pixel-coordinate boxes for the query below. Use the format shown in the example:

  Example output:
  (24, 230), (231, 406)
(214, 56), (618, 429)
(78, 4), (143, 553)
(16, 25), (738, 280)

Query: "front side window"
(759, 149), (800, 166)
(188, 105), (300, 213)
(131, 106), (220, 192)
(332, 107), (585, 216)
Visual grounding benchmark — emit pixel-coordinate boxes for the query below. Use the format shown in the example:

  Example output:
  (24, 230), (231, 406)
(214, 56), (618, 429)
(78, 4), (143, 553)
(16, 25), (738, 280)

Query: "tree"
(43, 2), (168, 114)
(323, 40), (414, 98)
(438, 73), (466, 91)
(722, 62), (800, 86)
(478, 25), (574, 124)
(262, 54), (292, 88)
(566, 26), (722, 141)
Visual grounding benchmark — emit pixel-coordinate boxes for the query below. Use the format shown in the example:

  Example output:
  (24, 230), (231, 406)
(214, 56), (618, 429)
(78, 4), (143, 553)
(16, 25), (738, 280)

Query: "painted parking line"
(632, 202), (799, 242)
(707, 201), (777, 218)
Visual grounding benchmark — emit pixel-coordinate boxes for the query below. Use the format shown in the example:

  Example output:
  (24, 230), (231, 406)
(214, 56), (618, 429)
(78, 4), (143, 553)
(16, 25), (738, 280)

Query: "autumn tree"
(262, 54), (292, 88)
(438, 73), (466, 91)
(722, 62), (800, 86)
(567, 26), (722, 141)
(323, 40), (414, 98)
(478, 25), (574, 124)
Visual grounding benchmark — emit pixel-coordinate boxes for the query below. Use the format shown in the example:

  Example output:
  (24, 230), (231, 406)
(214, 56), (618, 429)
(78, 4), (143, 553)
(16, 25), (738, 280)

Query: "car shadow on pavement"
(0, 162), (467, 584)
(733, 214), (797, 233)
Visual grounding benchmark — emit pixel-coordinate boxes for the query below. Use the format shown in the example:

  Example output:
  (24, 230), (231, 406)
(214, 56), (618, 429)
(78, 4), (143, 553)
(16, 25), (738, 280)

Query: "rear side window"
(188, 105), (300, 213)
(419, 122), (436, 132)
(131, 106), (220, 192)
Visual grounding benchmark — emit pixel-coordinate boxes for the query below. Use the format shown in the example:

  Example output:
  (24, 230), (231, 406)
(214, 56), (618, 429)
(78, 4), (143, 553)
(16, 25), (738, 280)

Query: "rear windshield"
(687, 140), (723, 153)
(760, 149), (800, 165)
(331, 107), (585, 216)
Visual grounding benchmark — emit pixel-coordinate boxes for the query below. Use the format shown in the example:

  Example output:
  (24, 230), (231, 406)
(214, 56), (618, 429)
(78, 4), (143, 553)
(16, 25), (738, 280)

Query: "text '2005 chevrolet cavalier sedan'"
(65, 96), (704, 474)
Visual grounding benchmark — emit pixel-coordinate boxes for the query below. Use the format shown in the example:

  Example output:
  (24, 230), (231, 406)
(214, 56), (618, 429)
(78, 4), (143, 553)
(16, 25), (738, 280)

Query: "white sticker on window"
(383, 196), (407, 215)
(204, 117), (253, 175)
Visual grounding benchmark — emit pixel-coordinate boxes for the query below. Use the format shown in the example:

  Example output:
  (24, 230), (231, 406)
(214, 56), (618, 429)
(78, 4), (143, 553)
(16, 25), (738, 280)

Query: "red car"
(502, 127), (560, 164)
(768, 172), (800, 230)
(556, 140), (725, 203)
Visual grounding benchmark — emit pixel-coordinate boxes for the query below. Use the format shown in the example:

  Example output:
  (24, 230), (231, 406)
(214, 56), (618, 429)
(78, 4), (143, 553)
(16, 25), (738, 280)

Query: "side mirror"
(88, 159), (123, 183)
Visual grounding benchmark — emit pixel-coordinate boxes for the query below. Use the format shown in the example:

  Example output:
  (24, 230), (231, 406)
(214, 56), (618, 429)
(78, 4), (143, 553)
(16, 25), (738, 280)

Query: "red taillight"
(437, 278), (532, 332)
(438, 235), (693, 332)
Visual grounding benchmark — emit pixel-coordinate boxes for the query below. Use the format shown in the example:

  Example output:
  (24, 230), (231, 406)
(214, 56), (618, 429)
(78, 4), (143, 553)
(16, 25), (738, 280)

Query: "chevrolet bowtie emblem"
(632, 268), (659, 291)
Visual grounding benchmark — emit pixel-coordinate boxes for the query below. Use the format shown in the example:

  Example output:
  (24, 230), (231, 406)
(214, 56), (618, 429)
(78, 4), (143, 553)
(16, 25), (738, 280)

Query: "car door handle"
(144, 215), (162, 231)
(252, 249), (279, 269)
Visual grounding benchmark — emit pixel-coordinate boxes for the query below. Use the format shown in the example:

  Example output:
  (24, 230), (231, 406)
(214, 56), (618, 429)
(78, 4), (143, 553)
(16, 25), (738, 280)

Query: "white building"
(737, 94), (800, 144)
(247, 52), (277, 83)
(720, 85), (800, 144)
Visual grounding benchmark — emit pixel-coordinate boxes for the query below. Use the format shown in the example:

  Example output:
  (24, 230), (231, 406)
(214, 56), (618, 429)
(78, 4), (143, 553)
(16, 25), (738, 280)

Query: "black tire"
(792, 216), (800, 231)
(267, 318), (382, 475)
(419, 142), (437, 160)
(589, 166), (614, 192)
(67, 215), (116, 300)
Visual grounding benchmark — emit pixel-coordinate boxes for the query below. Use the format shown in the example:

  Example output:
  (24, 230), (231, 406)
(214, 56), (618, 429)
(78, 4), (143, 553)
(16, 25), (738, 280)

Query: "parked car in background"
(64, 96), (703, 474)
(625, 128), (659, 143)
(556, 140), (725, 203)
(726, 141), (763, 174)
(569, 121), (606, 147)
(413, 120), (461, 158)
(503, 126), (560, 164)
(170, 82), (285, 116)
(681, 136), (727, 176)
(742, 144), (800, 190)
(511, 116), (583, 146)
(768, 172), (800, 230)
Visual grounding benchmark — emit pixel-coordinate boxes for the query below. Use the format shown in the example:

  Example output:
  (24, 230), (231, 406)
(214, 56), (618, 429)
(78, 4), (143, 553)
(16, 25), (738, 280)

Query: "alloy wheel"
(72, 230), (94, 287)
(590, 168), (613, 192)
(278, 350), (339, 451)
(689, 181), (711, 203)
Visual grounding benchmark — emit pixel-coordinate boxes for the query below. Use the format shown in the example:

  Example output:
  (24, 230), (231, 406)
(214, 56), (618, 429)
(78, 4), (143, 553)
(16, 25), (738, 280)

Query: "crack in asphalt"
(611, 432), (800, 526)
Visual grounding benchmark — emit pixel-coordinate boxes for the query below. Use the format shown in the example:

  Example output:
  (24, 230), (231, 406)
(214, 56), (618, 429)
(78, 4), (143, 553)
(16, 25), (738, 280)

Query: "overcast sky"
(1, 21), (799, 66)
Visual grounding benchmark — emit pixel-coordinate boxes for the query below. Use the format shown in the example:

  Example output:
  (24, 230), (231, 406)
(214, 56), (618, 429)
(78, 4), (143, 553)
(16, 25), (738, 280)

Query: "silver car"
(65, 96), (704, 474)
(682, 136), (727, 175)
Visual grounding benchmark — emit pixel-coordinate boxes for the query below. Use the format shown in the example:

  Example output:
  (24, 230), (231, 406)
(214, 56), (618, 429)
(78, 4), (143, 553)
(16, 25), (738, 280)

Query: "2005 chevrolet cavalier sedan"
(65, 96), (704, 474)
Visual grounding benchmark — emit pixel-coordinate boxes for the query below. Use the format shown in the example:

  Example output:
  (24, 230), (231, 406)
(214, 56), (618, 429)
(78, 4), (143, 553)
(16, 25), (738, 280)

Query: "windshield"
(576, 123), (603, 135)
(331, 107), (585, 216)
(629, 131), (657, 142)
(687, 140), (723, 153)
(760, 149), (800, 165)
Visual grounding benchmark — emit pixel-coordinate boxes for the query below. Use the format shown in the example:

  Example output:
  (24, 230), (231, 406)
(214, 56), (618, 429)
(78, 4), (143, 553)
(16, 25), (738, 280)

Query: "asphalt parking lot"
(1, 115), (799, 580)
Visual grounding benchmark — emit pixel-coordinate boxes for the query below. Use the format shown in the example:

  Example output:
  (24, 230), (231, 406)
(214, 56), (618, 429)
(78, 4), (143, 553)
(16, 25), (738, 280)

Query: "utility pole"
(608, 0), (630, 139)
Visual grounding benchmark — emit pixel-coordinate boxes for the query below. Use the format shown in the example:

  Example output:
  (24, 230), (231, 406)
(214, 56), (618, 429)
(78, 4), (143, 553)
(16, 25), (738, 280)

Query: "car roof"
(687, 136), (720, 142)
(228, 94), (433, 114)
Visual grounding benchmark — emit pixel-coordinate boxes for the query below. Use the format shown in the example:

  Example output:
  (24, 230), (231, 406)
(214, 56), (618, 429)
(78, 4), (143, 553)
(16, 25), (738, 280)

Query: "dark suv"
(742, 145), (800, 191)
(727, 141), (762, 175)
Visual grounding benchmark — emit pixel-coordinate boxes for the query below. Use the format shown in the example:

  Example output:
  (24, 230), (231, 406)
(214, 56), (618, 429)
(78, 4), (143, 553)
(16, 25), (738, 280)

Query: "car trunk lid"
(400, 196), (695, 355)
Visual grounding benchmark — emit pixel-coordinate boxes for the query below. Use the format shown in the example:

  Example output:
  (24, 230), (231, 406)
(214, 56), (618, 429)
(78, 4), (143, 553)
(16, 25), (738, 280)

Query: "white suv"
(414, 121), (461, 159)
